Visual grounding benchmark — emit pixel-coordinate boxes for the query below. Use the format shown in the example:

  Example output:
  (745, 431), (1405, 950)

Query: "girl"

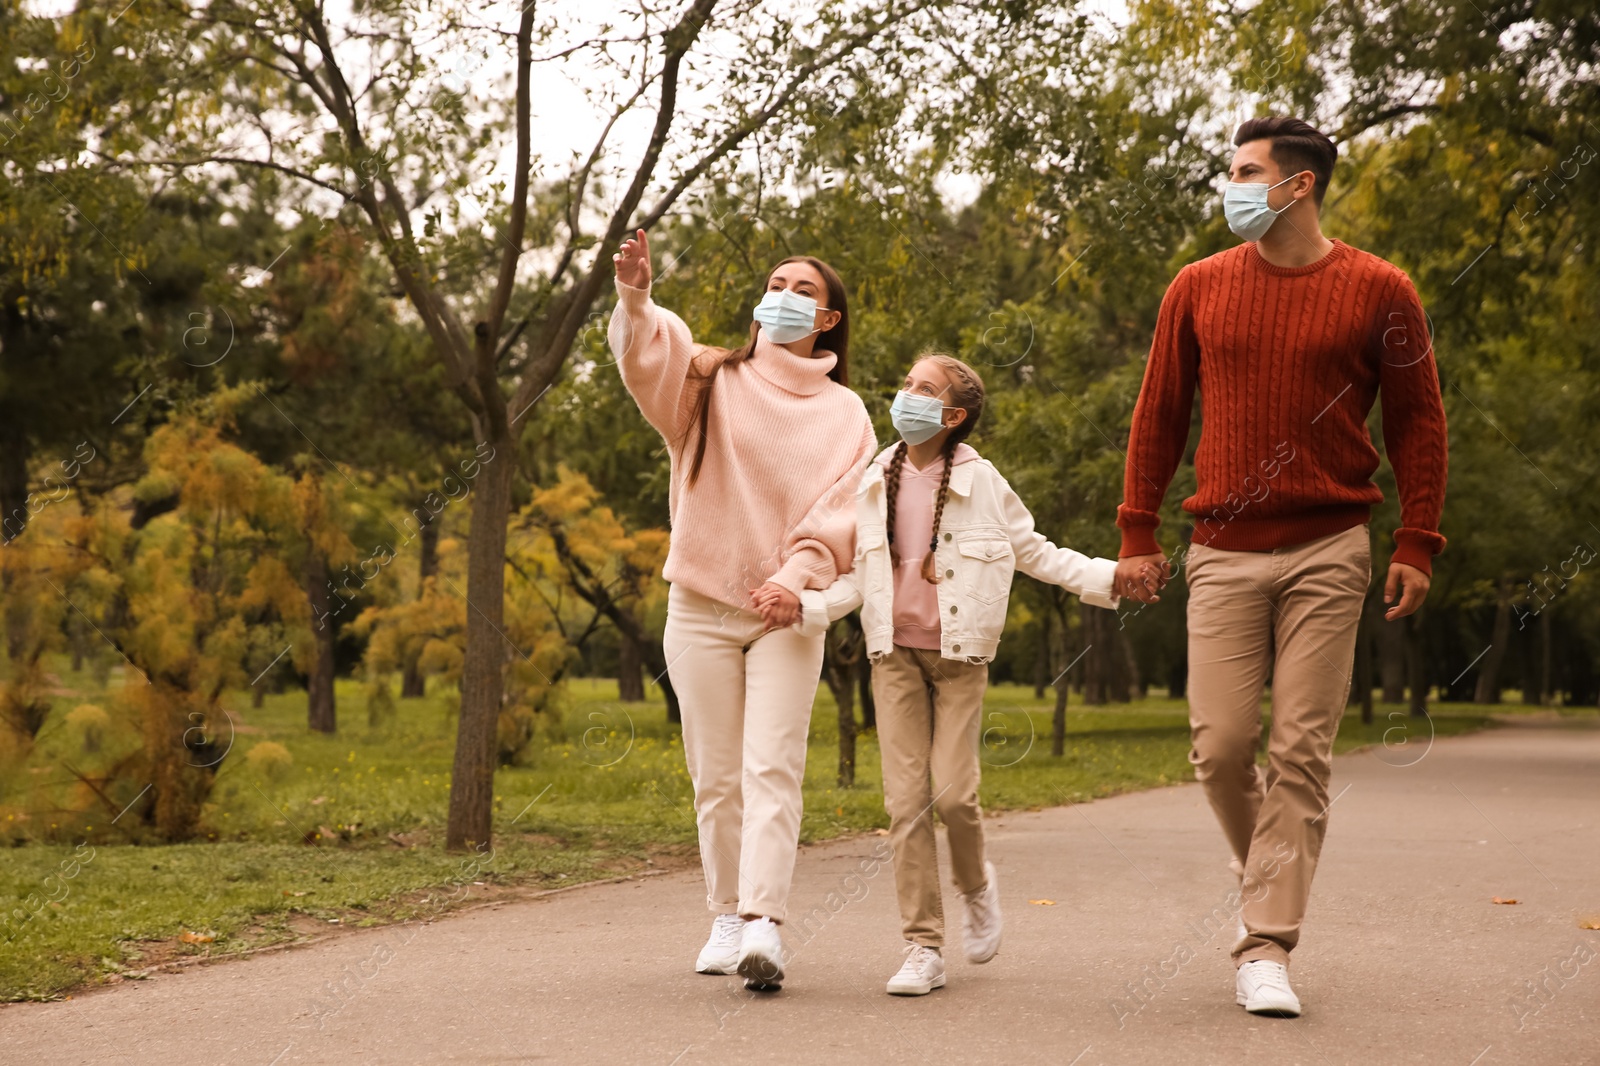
(758, 353), (1120, 996)
(609, 230), (876, 992)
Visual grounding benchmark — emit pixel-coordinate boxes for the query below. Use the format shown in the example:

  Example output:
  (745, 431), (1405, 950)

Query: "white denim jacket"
(799, 444), (1120, 664)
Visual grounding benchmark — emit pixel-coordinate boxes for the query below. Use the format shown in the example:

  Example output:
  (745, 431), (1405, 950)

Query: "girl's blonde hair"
(885, 353), (986, 584)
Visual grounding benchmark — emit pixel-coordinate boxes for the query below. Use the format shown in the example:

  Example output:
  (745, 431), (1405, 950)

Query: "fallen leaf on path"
(874, 829), (889, 836)
(1492, 897), (1520, 905)
(1578, 915), (1600, 930)
(1029, 899), (1056, 906)
(179, 931), (215, 944)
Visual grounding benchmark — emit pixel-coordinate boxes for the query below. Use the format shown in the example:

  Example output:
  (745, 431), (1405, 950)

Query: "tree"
(144, 0), (1070, 848)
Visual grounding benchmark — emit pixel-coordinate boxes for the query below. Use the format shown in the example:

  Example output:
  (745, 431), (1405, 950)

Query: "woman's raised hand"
(613, 228), (652, 290)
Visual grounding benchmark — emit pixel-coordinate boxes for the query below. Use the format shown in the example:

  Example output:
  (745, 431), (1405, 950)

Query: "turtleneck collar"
(745, 328), (838, 396)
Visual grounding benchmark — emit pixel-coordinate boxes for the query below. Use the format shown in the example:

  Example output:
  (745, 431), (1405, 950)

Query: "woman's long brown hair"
(680, 256), (849, 487)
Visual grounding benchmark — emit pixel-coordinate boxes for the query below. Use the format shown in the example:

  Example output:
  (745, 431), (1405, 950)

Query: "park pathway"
(3, 719), (1597, 1065)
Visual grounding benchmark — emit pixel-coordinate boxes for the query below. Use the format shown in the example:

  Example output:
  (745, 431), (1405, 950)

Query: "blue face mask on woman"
(753, 289), (828, 344)
(890, 390), (952, 445)
(1222, 172), (1302, 241)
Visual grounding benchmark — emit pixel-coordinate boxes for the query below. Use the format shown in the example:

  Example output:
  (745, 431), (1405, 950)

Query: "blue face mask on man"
(1222, 172), (1305, 241)
(752, 289), (828, 344)
(889, 390), (953, 445)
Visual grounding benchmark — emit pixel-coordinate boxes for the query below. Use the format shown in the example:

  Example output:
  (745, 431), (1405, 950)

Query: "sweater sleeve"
(1374, 272), (1449, 574)
(767, 412), (878, 597)
(608, 278), (706, 441)
(1117, 266), (1200, 558)
(998, 473), (1120, 610)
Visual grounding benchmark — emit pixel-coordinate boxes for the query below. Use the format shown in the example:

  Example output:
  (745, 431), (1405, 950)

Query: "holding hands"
(749, 582), (801, 632)
(1113, 552), (1170, 604)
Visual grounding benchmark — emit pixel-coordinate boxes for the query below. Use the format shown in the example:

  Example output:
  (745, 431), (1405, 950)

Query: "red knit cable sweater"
(1117, 239), (1449, 574)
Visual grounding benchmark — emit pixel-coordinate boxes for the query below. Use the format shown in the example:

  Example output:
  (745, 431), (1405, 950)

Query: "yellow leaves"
(178, 930), (215, 944)
(1029, 899), (1056, 906)
(1492, 897), (1520, 905)
(1578, 916), (1600, 930)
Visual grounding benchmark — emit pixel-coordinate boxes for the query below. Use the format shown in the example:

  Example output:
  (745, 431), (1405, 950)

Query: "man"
(1113, 116), (1448, 1017)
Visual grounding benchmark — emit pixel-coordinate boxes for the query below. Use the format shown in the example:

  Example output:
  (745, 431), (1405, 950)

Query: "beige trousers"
(662, 582), (826, 922)
(873, 644), (991, 947)
(1185, 524), (1372, 967)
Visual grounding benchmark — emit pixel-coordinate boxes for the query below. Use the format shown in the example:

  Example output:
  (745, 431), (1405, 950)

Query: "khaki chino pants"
(872, 644), (991, 947)
(663, 583), (827, 922)
(1184, 524), (1372, 967)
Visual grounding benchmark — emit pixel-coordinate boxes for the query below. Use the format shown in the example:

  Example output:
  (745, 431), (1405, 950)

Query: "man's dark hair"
(1233, 116), (1338, 205)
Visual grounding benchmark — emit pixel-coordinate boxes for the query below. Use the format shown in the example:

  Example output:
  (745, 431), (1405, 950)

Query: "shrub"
(66, 703), (110, 754)
(245, 741), (294, 781)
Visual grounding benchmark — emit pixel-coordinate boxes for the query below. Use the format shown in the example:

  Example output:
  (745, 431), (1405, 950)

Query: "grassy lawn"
(2, 658), (1585, 1002)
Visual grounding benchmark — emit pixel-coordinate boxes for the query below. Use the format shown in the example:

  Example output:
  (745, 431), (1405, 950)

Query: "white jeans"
(663, 582), (826, 921)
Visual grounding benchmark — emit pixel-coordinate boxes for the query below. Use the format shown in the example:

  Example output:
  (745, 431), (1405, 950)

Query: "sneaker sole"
(1236, 992), (1301, 1017)
(887, 974), (947, 996)
(695, 959), (738, 975)
(965, 935), (1001, 965)
(737, 947), (784, 991)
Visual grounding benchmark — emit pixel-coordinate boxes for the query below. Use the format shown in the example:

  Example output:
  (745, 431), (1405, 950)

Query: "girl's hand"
(613, 228), (652, 289)
(748, 582), (800, 631)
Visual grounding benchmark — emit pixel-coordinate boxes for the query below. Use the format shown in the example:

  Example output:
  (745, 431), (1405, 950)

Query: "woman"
(609, 229), (876, 992)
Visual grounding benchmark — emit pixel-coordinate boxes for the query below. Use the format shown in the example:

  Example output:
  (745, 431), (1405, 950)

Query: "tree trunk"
(853, 614), (875, 730)
(1520, 625), (1541, 705)
(1406, 612), (1428, 717)
(1051, 665), (1069, 757)
(616, 627), (645, 701)
(1033, 610), (1051, 699)
(820, 622), (858, 787)
(1117, 625), (1142, 701)
(1355, 595), (1374, 724)
(1379, 615), (1407, 702)
(304, 552), (337, 734)
(1081, 602), (1108, 705)
(1539, 609), (1553, 706)
(1473, 575), (1514, 704)
(445, 442), (515, 853)
(400, 518), (439, 699)
(836, 673), (857, 788)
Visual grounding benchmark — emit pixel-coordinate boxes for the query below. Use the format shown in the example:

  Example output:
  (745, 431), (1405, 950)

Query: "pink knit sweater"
(609, 279), (877, 610)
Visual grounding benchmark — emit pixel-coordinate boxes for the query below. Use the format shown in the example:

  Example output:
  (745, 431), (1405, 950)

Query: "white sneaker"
(695, 914), (745, 975)
(737, 916), (785, 991)
(1235, 960), (1302, 1017)
(961, 861), (1003, 964)
(886, 943), (946, 996)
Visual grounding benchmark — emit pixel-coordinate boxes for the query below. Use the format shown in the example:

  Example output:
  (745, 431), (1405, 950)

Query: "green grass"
(2, 658), (1589, 1001)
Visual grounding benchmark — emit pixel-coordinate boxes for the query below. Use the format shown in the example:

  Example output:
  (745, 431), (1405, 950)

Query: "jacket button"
(945, 569), (954, 578)
(953, 644), (961, 653)
(949, 605), (958, 614)
(943, 532), (952, 542)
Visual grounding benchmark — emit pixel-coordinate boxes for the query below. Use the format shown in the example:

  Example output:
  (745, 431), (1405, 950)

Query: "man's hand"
(749, 582), (800, 631)
(1383, 562), (1430, 620)
(1113, 553), (1170, 604)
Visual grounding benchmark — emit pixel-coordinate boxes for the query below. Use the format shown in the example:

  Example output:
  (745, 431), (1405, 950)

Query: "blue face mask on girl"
(752, 289), (828, 344)
(890, 390), (953, 445)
